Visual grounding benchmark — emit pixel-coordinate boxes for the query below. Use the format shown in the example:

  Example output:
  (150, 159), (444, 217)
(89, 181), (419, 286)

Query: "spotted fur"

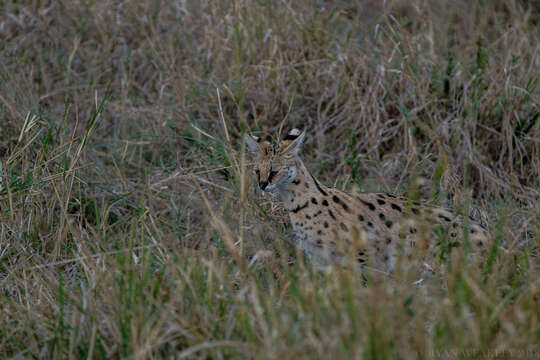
(245, 127), (492, 274)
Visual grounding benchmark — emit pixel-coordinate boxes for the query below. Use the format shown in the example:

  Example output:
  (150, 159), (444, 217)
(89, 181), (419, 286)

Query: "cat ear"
(278, 127), (305, 156)
(244, 133), (261, 154)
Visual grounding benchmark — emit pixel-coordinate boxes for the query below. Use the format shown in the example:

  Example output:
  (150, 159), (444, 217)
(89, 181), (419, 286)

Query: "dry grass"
(0, 0), (539, 358)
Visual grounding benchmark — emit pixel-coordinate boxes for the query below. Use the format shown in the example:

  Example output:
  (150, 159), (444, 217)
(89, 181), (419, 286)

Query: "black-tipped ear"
(278, 127), (305, 155)
(244, 134), (261, 153)
(282, 127), (303, 141)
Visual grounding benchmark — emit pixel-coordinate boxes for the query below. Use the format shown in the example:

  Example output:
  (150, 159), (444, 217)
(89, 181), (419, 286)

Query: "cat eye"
(268, 170), (278, 183)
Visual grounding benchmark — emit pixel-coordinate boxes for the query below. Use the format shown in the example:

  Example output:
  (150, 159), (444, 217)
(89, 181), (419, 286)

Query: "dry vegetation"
(1, 0), (539, 358)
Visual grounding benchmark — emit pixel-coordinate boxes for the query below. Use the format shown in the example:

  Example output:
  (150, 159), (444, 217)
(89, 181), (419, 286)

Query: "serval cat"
(245, 126), (491, 275)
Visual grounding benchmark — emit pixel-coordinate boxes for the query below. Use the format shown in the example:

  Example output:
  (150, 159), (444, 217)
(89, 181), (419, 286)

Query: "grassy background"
(1, 0), (539, 358)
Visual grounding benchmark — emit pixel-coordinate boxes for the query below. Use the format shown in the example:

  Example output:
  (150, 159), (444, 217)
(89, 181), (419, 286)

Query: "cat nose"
(259, 181), (268, 190)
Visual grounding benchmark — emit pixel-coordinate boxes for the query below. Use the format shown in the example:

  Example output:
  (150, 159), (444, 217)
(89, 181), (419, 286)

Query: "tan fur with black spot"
(245, 127), (492, 276)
